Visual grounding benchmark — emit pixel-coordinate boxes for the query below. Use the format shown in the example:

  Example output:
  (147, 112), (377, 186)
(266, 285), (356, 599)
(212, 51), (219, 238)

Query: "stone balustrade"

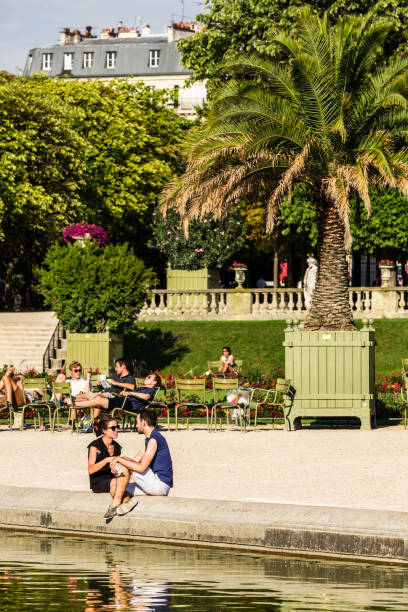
(137, 287), (408, 321)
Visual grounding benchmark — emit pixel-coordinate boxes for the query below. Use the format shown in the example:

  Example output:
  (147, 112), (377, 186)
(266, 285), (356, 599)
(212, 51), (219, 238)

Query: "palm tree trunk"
(304, 191), (355, 330)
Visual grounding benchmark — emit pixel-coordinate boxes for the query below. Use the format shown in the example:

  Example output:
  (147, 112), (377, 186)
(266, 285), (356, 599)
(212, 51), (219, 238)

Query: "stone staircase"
(0, 312), (66, 373)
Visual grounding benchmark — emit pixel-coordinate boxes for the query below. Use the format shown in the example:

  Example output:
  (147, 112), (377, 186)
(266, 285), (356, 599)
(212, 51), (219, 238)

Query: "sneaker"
(103, 505), (118, 519)
(116, 497), (139, 516)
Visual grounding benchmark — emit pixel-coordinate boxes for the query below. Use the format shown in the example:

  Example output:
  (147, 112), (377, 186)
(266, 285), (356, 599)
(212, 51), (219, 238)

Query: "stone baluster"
(139, 298), (149, 320)
(158, 292), (166, 313)
(209, 292), (217, 314)
(287, 292), (294, 313)
(349, 290), (355, 311)
(355, 291), (363, 313)
(220, 292), (227, 315)
(193, 292), (200, 316)
(252, 291), (260, 314)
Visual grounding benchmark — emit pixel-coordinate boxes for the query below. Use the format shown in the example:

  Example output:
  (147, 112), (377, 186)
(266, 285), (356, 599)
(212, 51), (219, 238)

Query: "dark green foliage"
(150, 204), (247, 270)
(40, 242), (155, 333)
(180, 0), (408, 85)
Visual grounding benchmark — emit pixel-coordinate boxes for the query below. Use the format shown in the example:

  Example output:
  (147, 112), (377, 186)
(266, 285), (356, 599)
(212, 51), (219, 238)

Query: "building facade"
(23, 21), (206, 117)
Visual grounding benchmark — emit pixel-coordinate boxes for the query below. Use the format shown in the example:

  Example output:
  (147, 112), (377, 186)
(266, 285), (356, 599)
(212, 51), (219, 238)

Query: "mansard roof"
(24, 35), (192, 78)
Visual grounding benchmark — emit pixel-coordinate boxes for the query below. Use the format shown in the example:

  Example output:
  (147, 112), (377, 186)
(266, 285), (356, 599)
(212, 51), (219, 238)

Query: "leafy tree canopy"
(0, 73), (187, 306)
(40, 242), (155, 333)
(179, 0), (408, 84)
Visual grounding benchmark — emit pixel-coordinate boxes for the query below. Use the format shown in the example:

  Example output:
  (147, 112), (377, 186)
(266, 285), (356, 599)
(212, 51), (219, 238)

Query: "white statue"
(303, 257), (318, 309)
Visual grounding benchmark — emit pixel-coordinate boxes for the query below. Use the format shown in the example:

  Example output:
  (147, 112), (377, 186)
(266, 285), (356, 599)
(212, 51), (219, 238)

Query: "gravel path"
(1, 425), (406, 511)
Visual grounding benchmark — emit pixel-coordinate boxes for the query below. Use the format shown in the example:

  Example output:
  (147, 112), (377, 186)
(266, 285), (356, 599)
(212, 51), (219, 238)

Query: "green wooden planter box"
(166, 266), (219, 290)
(283, 319), (376, 430)
(66, 331), (123, 376)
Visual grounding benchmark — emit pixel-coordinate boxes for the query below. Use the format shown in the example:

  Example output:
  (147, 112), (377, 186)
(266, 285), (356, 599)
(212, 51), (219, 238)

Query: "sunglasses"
(72, 368), (82, 373)
(107, 425), (119, 431)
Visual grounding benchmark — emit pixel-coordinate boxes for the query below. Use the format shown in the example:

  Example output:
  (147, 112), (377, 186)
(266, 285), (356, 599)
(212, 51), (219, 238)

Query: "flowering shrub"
(375, 372), (405, 419)
(63, 223), (109, 247)
(150, 205), (247, 270)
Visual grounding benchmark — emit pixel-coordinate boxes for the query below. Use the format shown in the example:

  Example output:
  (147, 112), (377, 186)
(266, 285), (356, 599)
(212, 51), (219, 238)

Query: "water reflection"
(0, 531), (408, 610)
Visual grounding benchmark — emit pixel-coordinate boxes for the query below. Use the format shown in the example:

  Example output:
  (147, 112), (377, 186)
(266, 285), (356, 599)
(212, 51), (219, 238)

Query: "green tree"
(179, 0), (408, 85)
(0, 74), (188, 306)
(163, 10), (408, 330)
(0, 72), (87, 308)
(40, 242), (155, 333)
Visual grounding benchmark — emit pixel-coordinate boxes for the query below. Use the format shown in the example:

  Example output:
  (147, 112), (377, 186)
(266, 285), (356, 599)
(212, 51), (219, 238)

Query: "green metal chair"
(250, 379), (293, 430)
(174, 378), (209, 431)
(400, 372), (408, 429)
(20, 378), (52, 431)
(0, 400), (14, 430)
(211, 377), (242, 431)
(51, 381), (76, 433)
(207, 360), (221, 373)
(135, 377), (171, 429)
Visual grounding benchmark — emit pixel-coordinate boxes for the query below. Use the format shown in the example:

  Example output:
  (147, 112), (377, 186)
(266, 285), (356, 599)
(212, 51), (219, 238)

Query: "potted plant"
(150, 205), (247, 289)
(40, 239), (155, 374)
(229, 262), (248, 289)
(378, 260), (395, 288)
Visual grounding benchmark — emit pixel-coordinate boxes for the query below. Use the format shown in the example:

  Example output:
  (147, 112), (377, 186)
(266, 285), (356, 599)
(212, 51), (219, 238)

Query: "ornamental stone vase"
(379, 265), (395, 288)
(233, 267), (246, 289)
(72, 232), (91, 247)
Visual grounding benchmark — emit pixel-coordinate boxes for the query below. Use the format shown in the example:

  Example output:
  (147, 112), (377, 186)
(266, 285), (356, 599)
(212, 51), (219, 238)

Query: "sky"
(1, 0), (203, 73)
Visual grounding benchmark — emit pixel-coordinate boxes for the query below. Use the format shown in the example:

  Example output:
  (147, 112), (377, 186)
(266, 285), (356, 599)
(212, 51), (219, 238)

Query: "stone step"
(0, 311), (60, 373)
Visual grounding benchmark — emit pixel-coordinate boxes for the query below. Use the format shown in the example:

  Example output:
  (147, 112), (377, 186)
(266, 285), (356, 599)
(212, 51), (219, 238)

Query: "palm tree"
(162, 10), (408, 330)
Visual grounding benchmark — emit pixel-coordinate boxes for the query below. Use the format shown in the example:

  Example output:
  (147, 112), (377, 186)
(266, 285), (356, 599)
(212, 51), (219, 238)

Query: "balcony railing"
(137, 287), (408, 321)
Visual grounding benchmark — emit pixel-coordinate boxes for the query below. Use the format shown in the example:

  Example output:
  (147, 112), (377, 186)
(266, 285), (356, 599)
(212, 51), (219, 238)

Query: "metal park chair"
(210, 377), (242, 431)
(250, 379), (293, 431)
(174, 378), (209, 431)
(20, 378), (52, 431)
(0, 400), (13, 430)
(111, 395), (138, 431)
(400, 371), (408, 429)
(51, 382), (75, 433)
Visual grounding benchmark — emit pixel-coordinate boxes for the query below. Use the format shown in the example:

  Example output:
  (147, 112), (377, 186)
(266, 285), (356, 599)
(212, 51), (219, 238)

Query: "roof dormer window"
(42, 53), (52, 71)
(106, 51), (117, 69)
(64, 52), (74, 70)
(83, 52), (94, 69)
(149, 49), (160, 67)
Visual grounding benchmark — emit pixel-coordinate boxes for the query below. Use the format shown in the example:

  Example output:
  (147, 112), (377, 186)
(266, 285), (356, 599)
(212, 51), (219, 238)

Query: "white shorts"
(126, 467), (170, 496)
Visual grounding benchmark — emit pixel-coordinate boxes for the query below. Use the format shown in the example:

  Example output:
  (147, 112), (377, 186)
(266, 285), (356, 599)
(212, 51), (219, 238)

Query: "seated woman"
(218, 346), (237, 374)
(87, 414), (138, 519)
(0, 365), (25, 408)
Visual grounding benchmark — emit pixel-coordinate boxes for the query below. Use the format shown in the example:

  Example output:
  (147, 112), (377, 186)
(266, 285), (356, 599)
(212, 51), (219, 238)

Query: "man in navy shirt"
(119, 374), (160, 413)
(109, 407), (173, 505)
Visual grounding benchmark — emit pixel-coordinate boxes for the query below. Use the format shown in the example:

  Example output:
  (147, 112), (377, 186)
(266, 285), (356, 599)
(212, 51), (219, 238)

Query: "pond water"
(1, 531), (408, 611)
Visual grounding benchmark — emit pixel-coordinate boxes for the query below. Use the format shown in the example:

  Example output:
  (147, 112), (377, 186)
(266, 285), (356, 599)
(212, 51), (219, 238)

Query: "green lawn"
(124, 319), (408, 378)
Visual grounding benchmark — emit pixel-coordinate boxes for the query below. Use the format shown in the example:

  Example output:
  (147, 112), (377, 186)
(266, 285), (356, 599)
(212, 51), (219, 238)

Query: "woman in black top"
(88, 414), (136, 518)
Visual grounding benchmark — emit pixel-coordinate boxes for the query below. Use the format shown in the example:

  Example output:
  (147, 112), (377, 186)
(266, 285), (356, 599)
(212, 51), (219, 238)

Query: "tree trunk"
(304, 191), (355, 330)
(273, 240), (279, 288)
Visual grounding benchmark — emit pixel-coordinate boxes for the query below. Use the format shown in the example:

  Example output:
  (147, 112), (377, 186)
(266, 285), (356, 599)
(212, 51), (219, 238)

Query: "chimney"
(117, 20), (123, 30)
(167, 22), (196, 42)
(59, 27), (72, 45)
(100, 27), (117, 39)
(142, 23), (151, 36)
(72, 29), (82, 43)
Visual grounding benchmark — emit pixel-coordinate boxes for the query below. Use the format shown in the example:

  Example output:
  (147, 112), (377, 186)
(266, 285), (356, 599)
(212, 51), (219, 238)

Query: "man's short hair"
(68, 361), (82, 371)
(138, 408), (157, 428)
(115, 357), (131, 371)
(151, 373), (161, 388)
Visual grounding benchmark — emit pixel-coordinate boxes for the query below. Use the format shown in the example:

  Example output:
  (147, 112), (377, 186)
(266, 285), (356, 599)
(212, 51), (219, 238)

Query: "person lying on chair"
(75, 373), (160, 417)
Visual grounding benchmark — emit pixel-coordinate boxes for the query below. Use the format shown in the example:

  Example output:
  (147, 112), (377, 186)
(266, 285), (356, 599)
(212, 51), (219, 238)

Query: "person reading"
(87, 414), (138, 519)
(109, 408), (173, 497)
(75, 358), (137, 418)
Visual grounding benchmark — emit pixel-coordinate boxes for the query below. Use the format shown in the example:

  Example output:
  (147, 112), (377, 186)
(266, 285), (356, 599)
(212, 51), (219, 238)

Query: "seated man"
(75, 373), (159, 418)
(0, 365), (25, 408)
(55, 361), (92, 425)
(109, 407), (173, 499)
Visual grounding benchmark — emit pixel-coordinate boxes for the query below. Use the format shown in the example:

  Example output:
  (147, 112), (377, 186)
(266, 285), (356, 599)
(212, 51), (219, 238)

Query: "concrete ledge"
(1, 486), (408, 565)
